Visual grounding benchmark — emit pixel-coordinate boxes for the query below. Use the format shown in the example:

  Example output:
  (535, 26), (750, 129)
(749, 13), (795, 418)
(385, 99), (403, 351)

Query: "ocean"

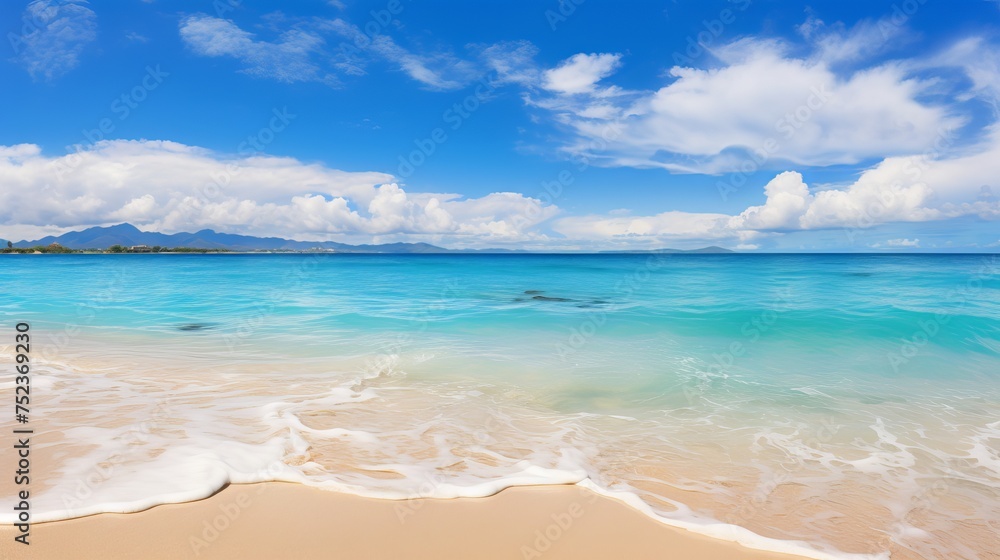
(1, 253), (998, 559)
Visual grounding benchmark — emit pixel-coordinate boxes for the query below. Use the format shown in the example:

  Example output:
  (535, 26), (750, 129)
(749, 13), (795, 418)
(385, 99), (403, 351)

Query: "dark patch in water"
(520, 291), (610, 305)
(178, 323), (210, 332)
(848, 272), (874, 277)
(532, 295), (573, 302)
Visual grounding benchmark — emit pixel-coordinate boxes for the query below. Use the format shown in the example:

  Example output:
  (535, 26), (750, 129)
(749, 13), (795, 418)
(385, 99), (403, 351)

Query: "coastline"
(0, 483), (809, 560)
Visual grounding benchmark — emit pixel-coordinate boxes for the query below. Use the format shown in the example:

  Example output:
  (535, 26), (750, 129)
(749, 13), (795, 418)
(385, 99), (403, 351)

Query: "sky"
(0, 0), (999, 252)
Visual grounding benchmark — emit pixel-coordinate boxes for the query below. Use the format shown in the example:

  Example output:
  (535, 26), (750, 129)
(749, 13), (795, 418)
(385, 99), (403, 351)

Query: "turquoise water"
(1, 254), (998, 559)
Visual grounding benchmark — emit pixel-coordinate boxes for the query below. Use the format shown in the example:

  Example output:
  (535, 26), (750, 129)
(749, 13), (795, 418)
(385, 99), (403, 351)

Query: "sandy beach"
(0, 483), (809, 560)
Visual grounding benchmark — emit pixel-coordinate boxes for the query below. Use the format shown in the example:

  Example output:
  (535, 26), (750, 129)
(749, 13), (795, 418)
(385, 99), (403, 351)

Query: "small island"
(1, 242), (230, 254)
(0, 224), (734, 254)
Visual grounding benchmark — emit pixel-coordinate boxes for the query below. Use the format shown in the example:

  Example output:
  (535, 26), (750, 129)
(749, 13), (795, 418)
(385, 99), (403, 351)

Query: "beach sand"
(0, 483), (809, 560)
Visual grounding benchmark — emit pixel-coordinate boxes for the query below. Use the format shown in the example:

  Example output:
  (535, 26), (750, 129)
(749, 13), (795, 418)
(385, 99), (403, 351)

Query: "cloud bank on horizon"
(1, 0), (998, 251)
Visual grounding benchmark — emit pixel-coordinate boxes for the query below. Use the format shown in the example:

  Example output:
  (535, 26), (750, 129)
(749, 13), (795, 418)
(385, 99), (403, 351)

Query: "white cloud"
(1, 139), (996, 250)
(179, 14), (483, 91)
(0, 141), (558, 247)
(13, 0), (97, 81)
(540, 39), (961, 173)
(543, 53), (622, 94)
(729, 171), (812, 230)
(801, 157), (944, 229)
(803, 16), (908, 65)
(488, 25), (984, 176)
(111, 194), (156, 221)
(797, 15), (823, 40)
(784, 126), (1000, 233)
(551, 154), (998, 247)
(554, 210), (736, 242)
(871, 238), (920, 248)
(321, 19), (478, 90)
(479, 40), (540, 86)
(179, 15), (336, 85)
(367, 35), (477, 91)
(746, 149), (1000, 232)
(924, 37), (1000, 113)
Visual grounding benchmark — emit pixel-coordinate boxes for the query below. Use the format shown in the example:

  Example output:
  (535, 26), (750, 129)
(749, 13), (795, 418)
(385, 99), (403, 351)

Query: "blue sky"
(1, 0), (998, 251)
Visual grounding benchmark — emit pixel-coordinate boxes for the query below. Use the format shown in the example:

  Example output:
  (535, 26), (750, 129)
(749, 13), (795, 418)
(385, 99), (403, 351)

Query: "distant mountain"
(8, 224), (736, 254)
(12, 224), (449, 253)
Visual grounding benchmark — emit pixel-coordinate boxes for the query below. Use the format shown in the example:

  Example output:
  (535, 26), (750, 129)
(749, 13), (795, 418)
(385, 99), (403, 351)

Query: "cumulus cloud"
(729, 171), (813, 230)
(173, 11), (998, 192)
(12, 0), (97, 81)
(540, 39), (960, 173)
(0, 141), (558, 246)
(8, 15), (1000, 251)
(477, 18), (993, 176)
(801, 158), (944, 229)
(722, 164), (952, 234)
(552, 152), (998, 247)
(1, 138), (996, 250)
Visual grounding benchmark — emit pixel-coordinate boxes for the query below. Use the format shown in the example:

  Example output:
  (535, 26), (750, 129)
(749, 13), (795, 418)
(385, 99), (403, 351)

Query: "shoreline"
(0, 483), (810, 560)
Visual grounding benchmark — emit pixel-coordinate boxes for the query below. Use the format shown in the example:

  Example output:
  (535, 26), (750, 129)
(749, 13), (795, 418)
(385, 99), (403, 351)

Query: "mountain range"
(7, 224), (733, 254)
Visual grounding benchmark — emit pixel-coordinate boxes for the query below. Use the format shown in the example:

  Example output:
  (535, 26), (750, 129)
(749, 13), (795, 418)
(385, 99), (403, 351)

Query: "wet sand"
(0, 482), (810, 560)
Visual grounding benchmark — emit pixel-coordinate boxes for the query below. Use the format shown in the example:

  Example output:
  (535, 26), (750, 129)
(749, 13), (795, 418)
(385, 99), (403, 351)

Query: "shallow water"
(1, 253), (998, 559)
